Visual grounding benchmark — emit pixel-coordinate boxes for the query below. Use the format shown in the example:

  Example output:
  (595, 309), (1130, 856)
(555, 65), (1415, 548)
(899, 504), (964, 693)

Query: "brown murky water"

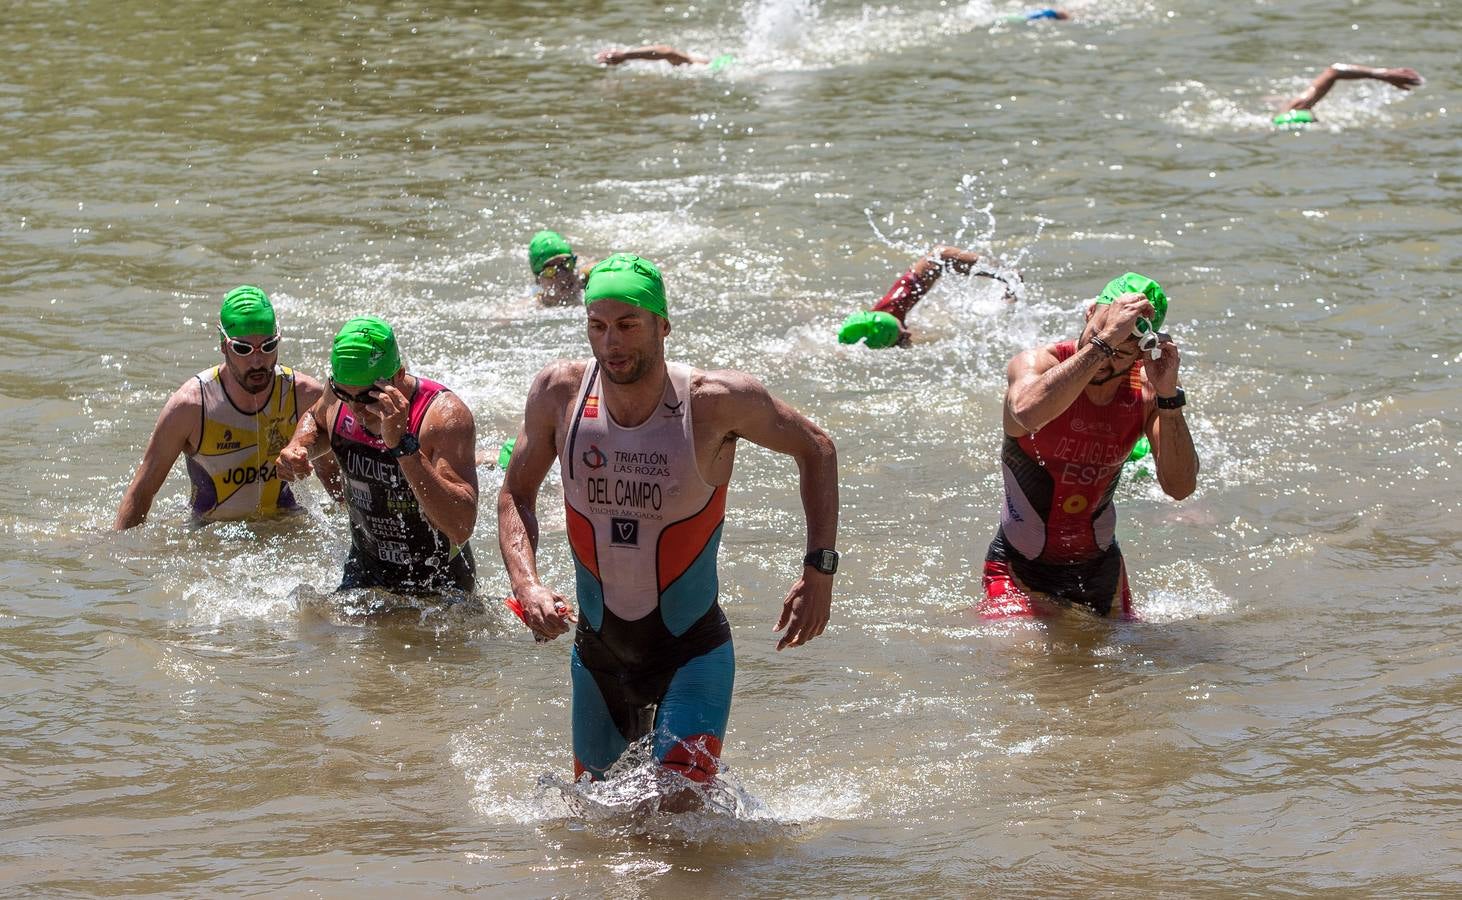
(3, 0), (1458, 894)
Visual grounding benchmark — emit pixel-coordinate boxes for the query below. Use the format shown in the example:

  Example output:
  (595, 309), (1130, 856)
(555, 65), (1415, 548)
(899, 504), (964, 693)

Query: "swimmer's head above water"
(1273, 109), (1315, 128)
(330, 315), (402, 388)
(530, 230), (586, 307)
(528, 230), (575, 276)
(583, 254), (670, 386)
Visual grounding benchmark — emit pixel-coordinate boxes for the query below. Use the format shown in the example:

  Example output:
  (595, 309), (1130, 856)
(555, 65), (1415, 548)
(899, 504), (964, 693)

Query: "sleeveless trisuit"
(982, 341), (1148, 617)
(559, 362), (734, 783)
(330, 377), (475, 594)
(185, 365), (300, 522)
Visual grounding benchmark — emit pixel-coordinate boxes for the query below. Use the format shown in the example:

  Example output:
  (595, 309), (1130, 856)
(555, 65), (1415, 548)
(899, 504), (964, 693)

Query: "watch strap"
(389, 433), (421, 458)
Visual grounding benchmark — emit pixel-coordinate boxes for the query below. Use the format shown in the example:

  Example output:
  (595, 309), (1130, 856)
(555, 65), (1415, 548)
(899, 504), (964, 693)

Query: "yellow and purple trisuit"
(184, 365), (300, 522)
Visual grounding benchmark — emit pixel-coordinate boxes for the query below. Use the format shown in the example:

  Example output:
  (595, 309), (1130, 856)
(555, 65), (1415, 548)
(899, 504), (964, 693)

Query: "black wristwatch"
(389, 433), (421, 458)
(803, 548), (839, 575)
(1156, 387), (1186, 410)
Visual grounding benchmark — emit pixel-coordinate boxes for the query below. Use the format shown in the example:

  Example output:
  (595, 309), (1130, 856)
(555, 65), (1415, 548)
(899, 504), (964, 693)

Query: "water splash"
(742, 0), (822, 57)
(459, 729), (860, 845)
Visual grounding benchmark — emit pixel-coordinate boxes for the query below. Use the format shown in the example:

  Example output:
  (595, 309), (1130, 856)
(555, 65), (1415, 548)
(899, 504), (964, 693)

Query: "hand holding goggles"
(219, 327), (281, 356)
(1133, 318), (1162, 360)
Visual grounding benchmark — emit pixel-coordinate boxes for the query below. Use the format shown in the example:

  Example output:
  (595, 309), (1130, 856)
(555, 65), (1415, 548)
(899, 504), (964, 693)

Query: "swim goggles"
(219, 327), (281, 356)
(538, 255), (578, 277)
(330, 381), (382, 405)
(1133, 319), (1161, 359)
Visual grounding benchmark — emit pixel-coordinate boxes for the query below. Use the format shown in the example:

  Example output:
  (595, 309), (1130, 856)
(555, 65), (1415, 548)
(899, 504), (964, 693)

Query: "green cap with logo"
(1096, 272), (1168, 334)
(837, 310), (902, 349)
(584, 253), (668, 320)
(219, 285), (276, 338)
(330, 316), (401, 387)
(528, 230), (575, 276)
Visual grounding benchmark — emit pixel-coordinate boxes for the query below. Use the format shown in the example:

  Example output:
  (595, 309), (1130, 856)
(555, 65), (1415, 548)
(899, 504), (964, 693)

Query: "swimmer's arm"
(1146, 405), (1199, 500)
(711, 372), (838, 650)
(293, 370), (327, 419)
(1282, 64), (1424, 112)
(1141, 338), (1198, 500)
(400, 393), (479, 547)
(278, 392), (344, 500)
(289, 374), (345, 501)
(931, 246), (1018, 297)
(596, 45), (709, 67)
(497, 362), (579, 638)
(1003, 345), (1103, 437)
(114, 382), (200, 530)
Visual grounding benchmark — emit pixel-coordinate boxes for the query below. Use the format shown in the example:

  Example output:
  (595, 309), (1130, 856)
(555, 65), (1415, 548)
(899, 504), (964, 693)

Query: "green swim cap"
(529, 230), (575, 275)
(837, 310), (902, 349)
(219, 285), (276, 338)
(1096, 272), (1168, 334)
(709, 54), (736, 72)
(497, 437), (515, 470)
(1273, 109), (1315, 128)
(584, 253), (668, 320)
(331, 316), (401, 387)
(1127, 435), (1151, 463)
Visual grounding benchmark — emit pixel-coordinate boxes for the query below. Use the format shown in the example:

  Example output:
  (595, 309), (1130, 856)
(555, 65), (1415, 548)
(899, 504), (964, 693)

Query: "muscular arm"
(114, 382), (200, 529)
(701, 371), (838, 649)
(596, 45), (709, 66)
(277, 392), (345, 502)
(1147, 407), (1199, 500)
(1141, 337), (1199, 500)
(1006, 292), (1154, 436)
(400, 394), (479, 546)
(1282, 63), (1424, 113)
(497, 361), (580, 638)
(289, 373), (343, 500)
(1003, 344), (1107, 437)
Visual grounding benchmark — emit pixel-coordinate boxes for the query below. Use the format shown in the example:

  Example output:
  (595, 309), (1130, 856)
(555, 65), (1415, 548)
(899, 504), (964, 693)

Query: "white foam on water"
(1162, 77), (1415, 135)
(1133, 558), (1234, 623)
(457, 730), (860, 845)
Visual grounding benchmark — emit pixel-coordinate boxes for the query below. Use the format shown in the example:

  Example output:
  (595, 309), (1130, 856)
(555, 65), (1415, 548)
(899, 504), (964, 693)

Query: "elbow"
(446, 517), (476, 548)
(1006, 397), (1039, 433)
(797, 426), (838, 478)
(1161, 472), (1198, 501)
(1165, 483), (1196, 502)
(812, 426), (838, 468)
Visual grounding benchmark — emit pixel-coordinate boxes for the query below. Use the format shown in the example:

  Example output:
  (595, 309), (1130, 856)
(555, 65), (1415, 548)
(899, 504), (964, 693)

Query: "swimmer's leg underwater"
(570, 641), (734, 784)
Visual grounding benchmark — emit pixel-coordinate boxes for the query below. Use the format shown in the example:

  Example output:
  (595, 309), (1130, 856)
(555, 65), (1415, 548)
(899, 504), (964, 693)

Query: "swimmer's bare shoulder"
(526, 358), (590, 437)
(159, 376), (206, 453)
(689, 367), (797, 438)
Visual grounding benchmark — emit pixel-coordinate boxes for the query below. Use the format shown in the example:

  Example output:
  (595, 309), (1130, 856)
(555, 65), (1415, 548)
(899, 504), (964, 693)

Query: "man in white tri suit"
(498, 253), (839, 788)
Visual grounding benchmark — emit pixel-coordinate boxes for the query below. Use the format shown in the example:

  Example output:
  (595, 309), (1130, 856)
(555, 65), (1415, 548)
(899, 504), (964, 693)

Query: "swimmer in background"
(595, 46), (735, 70)
(530, 230), (594, 307)
(1003, 8), (1070, 22)
(837, 246), (1018, 349)
(1272, 63), (1423, 127)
